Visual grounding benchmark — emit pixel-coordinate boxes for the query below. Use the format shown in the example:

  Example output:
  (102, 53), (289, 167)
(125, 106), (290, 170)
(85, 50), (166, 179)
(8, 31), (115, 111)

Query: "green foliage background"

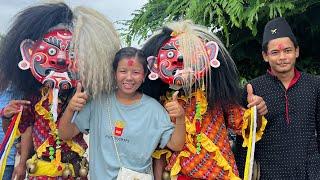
(122, 0), (320, 80)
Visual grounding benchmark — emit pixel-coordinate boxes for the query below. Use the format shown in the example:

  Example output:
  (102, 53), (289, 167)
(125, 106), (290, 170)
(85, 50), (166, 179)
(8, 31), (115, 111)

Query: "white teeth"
(123, 82), (134, 88)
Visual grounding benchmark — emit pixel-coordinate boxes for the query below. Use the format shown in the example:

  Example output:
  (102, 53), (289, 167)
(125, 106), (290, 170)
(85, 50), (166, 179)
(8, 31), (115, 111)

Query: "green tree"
(123, 0), (320, 79)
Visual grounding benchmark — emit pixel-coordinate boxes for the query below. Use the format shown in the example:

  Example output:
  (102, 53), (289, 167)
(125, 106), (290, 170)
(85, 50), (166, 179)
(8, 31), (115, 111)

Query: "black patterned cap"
(262, 17), (297, 47)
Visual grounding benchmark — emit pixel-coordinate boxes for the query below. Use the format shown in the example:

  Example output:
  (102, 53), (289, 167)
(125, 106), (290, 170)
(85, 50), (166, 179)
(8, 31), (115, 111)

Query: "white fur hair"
(164, 20), (238, 95)
(73, 6), (121, 98)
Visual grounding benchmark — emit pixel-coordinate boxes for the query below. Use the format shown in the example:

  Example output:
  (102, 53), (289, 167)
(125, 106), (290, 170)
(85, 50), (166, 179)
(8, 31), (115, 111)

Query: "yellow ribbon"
(242, 109), (267, 148)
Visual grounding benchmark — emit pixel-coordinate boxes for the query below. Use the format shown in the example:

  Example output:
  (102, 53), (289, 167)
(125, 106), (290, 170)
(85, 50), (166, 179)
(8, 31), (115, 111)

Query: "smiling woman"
(113, 48), (147, 103)
(58, 47), (186, 180)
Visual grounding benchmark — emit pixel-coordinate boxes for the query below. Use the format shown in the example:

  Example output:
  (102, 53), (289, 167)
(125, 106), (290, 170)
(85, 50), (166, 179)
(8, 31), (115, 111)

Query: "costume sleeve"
(225, 104), (246, 135)
(74, 98), (92, 134)
(18, 96), (36, 133)
(158, 106), (175, 149)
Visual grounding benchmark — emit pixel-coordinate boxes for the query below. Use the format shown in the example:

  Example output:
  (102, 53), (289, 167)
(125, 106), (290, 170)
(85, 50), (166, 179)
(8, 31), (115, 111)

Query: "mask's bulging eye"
(48, 48), (57, 56)
(167, 51), (175, 59)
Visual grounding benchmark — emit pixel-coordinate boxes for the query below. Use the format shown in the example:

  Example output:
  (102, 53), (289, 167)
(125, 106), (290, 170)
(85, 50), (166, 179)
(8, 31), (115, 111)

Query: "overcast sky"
(0, 0), (147, 46)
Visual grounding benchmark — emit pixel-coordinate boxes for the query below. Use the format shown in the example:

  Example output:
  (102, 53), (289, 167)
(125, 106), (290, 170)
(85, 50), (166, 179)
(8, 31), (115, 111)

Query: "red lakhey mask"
(147, 35), (220, 89)
(18, 29), (78, 90)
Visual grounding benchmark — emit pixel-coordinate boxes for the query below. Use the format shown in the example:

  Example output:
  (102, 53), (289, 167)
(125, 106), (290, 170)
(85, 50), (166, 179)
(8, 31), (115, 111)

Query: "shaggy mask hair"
(73, 6), (121, 98)
(142, 20), (241, 109)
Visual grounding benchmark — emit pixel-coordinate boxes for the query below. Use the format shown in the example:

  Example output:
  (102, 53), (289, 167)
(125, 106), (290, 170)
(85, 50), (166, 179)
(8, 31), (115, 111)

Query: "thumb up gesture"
(67, 82), (88, 112)
(164, 91), (185, 121)
(246, 84), (268, 116)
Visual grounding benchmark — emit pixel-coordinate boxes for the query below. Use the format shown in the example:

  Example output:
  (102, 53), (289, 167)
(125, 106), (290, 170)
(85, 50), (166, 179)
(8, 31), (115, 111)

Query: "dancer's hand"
(1, 100), (30, 119)
(165, 91), (185, 121)
(67, 82), (88, 112)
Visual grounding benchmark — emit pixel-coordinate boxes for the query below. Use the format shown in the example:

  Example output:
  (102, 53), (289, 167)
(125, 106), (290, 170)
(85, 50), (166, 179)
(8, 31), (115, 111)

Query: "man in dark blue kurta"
(236, 17), (320, 179)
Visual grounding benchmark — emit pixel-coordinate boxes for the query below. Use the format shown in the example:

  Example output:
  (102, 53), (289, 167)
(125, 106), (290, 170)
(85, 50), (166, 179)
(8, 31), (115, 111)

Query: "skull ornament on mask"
(147, 35), (220, 90)
(18, 29), (78, 90)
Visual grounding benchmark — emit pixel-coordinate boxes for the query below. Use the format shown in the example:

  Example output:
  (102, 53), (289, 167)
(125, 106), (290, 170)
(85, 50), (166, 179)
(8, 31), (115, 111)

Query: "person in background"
(0, 90), (30, 180)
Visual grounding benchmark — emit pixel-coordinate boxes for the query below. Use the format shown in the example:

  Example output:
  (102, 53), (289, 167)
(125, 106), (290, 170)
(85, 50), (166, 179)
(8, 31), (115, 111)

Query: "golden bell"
(162, 171), (171, 180)
(62, 165), (72, 178)
(26, 159), (33, 165)
(79, 166), (89, 177)
(81, 158), (89, 165)
(26, 162), (37, 174)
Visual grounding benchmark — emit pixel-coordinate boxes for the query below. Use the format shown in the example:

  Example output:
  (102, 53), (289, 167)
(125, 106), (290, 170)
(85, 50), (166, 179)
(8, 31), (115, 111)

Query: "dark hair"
(262, 37), (299, 53)
(142, 27), (173, 59)
(140, 27), (172, 100)
(112, 47), (147, 73)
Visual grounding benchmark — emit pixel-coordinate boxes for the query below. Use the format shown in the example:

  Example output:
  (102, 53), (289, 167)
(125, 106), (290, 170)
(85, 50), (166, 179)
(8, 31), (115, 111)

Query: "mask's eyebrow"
(161, 43), (177, 50)
(43, 36), (62, 49)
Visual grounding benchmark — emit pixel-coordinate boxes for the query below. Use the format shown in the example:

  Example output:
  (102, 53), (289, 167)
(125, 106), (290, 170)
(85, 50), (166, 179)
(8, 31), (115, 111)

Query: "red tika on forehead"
(127, 59), (135, 66)
(277, 44), (285, 50)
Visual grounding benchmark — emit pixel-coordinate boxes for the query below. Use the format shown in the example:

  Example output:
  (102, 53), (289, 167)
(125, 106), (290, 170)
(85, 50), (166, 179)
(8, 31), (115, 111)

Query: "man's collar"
(267, 68), (301, 89)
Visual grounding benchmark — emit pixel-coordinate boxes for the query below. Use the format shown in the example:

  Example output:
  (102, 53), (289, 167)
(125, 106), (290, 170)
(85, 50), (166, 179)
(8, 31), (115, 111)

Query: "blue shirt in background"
(0, 91), (17, 166)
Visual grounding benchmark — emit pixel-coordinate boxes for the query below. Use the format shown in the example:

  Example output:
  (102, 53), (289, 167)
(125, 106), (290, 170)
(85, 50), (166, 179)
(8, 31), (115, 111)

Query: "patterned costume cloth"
(161, 90), (244, 179)
(19, 88), (87, 179)
(154, 90), (266, 180)
(236, 70), (320, 179)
